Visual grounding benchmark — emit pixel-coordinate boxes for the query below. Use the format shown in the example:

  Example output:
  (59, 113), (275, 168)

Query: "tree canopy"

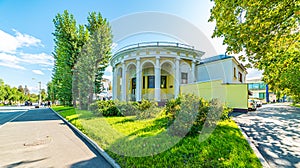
(0, 79), (39, 105)
(51, 10), (112, 107)
(209, 0), (300, 100)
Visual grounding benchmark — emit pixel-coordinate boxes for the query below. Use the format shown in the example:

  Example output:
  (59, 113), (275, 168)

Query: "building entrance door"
(131, 78), (136, 101)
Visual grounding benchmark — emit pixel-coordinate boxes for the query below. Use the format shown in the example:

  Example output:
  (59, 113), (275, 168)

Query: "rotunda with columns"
(111, 42), (205, 102)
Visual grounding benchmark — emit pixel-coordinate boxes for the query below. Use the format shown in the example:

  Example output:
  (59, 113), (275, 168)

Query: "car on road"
(248, 99), (257, 111)
(254, 99), (262, 107)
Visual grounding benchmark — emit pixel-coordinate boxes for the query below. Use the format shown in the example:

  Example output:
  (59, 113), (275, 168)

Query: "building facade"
(111, 42), (249, 110)
(111, 42), (204, 102)
(197, 55), (247, 84)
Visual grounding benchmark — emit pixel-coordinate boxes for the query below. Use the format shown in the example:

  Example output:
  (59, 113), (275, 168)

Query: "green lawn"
(293, 104), (300, 108)
(52, 106), (262, 167)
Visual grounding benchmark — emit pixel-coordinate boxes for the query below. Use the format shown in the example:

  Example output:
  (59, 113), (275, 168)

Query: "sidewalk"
(0, 108), (112, 168)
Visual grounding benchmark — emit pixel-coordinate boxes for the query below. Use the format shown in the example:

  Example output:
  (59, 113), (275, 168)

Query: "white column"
(175, 57), (180, 98)
(112, 67), (117, 100)
(136, 58), (141, 101)
(155, 56), (161, 101)
(121, 61), (126, 101)
(192, 59), (196, 83)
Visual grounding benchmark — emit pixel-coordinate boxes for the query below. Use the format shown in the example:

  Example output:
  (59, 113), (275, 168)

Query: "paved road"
(233, 103), (300, 168)
(0, 110), (26, 126)
(0, 108), (112, 168)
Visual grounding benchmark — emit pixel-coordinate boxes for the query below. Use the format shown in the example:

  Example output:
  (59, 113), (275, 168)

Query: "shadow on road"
(234, 104), (300, 168)
(1, 108), (113, 168)
(3, 158), (48, 168)
(70, 157), (111, 168)
(11, 108), (60, 122)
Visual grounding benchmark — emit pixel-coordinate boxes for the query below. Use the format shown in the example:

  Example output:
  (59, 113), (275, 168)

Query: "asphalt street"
(233, 103), (300, 168)
(0, 108), (112, 168)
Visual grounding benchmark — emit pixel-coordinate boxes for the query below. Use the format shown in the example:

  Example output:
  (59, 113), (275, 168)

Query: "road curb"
(235, 122), (270, 168)
(50, 108), (121, 168)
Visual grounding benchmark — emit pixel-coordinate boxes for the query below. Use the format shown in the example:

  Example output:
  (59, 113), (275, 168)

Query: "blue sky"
(0, 0), (261, 93)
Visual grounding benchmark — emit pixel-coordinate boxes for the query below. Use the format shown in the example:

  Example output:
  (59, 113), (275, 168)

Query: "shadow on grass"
(113, 117), (136, 124)
(128, 117), (169, 136)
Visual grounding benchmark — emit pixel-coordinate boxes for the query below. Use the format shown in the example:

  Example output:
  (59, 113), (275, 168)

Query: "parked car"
(254, 99), (262, 107)
(248, 99), (257, 111)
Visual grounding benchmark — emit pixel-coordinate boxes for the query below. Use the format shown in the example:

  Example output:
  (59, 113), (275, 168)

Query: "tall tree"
(47, 81), (57, 104)
(18, 85), (24, 94)
(0, 79), (5, 102)
(52, 10), (86, 106)
(86, 12), (112, 95)
(75, 12), (112, 109)
(209, 0), (300, 100)
(23, 85), (30, 101)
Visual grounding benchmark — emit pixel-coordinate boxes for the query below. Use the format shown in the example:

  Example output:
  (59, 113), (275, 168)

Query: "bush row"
(90, 99), (161, 119)
(90, 94), (231, 137)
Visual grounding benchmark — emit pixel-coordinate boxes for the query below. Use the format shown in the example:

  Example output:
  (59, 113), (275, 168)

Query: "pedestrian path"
(0, 108), (112, 168)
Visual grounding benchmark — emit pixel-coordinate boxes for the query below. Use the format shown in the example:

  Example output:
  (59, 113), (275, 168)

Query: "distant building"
(96, 78), (112, 100)
(246, 78), (276, 103)
(101, 78), (111, 92)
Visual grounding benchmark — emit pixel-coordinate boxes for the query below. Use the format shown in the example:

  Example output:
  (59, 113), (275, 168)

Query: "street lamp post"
(38, 81), (41, 107)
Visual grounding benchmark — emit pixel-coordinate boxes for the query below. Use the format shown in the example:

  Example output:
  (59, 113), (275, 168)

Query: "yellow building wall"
(180, 80), (248, 109)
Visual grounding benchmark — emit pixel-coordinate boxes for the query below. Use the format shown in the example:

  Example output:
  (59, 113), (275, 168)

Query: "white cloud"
(20, 52), (54, 66)
(0, 29), (53, 70)
(13, 29), (43, 48)
(32, 70), (44, 75)
(0, 29), (42, 53)
(0, 53), (26, 70)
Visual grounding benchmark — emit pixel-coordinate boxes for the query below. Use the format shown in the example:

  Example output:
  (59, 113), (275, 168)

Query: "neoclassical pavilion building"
(111, 42), (204, 102)
(111, 42), (248, 111)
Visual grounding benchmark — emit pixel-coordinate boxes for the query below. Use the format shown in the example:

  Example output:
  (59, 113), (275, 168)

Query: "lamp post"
(38, 81), (41, 107)
(32, 78), (42, 107)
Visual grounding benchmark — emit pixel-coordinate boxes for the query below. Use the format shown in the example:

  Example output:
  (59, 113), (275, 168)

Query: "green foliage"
(74, 12), (113, 109)
(209, 0), (300, 98)
(166, 94), (231, 137)
(136, 99), (154, 111)
(52, 10), (82, 106)
(115, 101), (138, 116)
(135, 105), (162, 120)
(0, 78), (37, 105)
(52, 107), (262, 167)
(47, 81), (57, 104)
(91, 100), (122, 117)
(134, 99), (161, 120)
(90, 99), (161, 118)
(52, 11), (112, 107)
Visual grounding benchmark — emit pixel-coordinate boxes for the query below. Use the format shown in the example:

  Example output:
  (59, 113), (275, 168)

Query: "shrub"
(136, 106), (162, 120)
(166, 94), (231, 137)
(136, 99), (155, 111)
(165, 96), (181, 120)
(91, 100), (122, 117)
(167, 94), (200, 137)
(116, 101), (138, 116)
(135, 99), (161, 120)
